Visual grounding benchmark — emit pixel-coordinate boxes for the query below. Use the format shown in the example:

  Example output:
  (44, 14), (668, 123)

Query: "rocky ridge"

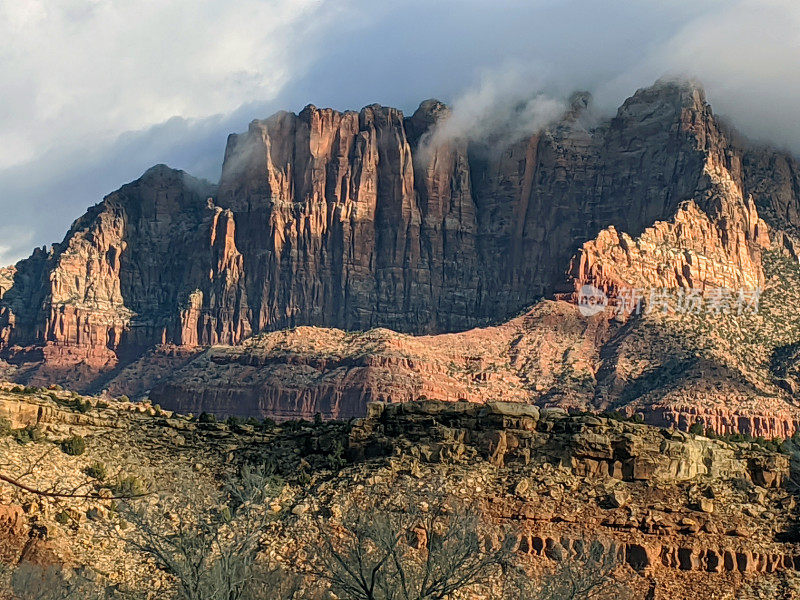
(146, 248), (800, 437)
(2, 390), (800, 598)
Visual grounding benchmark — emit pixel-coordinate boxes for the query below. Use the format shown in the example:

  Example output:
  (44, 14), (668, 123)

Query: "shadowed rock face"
(0, 81), (734, 351)
(3, 79), (800, 427)
(0, 166), (218, 383)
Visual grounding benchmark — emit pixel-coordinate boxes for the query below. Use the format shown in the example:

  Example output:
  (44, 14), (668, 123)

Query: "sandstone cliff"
(3, 80), (769, 356)
(4, 80), (800, 432)
(0, 266), (14, 300)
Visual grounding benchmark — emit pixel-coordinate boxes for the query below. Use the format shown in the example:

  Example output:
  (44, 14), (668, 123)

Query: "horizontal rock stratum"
(3, 79), (800, 432)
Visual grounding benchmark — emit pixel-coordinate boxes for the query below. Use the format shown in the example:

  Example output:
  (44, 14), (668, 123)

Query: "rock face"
(4, 79), (800, 431)
(2, 387), (799, 597)
(206, 82), (745, 336)
(341, 399), (800, 592)
(147, 302), (613, 420)
(349, 400), (789, 486)
(147, 279), (800, 438)
(3, 81), (783, 354)
(569, 198), (769, 301)
(0, 166), (217, 384)
(0, 267), (15, 300)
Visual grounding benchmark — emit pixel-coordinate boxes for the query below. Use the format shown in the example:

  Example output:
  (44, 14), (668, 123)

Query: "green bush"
(327, 439), (347, 470)
(55, 511), (70, 525)
(10, 386), (38, 395)
(13, 425), (45, 445)
(85, 461), (107, 481)
(600, 410), (644, 424)
(198, 412), (217, 424)
(73, 399), (91, 413)
(112, 475), (147, 497)
(0, 417), (12, 436)
(118, 395), (130, 403)
(688, 422), (705, 435)
(61, 435), (86, 456)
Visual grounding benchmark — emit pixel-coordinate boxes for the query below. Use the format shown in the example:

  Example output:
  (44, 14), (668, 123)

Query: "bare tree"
(508, 539), (635, 600)
(310, 499), (514, 600)
(9, 563), (105, 600)
(0, 446), (150, 500)
(116, 462), (300, 600)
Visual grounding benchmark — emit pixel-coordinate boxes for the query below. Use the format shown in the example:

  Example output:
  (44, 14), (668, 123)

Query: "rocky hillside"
(3, 79), (800, 430)
(1, 387), (800, 598)
(136, 247), (800, 436)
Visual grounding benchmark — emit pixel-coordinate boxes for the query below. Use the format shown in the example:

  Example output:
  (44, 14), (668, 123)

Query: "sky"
(1, 0), (799, 266)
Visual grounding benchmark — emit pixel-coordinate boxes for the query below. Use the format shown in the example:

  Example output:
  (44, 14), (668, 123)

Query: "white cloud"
(417, 62), (566, 160)
(599, 0), (800, 151)
(0, 0), (333, 168)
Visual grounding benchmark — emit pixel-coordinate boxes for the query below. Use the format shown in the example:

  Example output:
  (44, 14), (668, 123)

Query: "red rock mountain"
(3, 79), (800, 433)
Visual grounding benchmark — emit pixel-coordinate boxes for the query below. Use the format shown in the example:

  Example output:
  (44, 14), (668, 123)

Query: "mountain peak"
(405, 98), (449, 144)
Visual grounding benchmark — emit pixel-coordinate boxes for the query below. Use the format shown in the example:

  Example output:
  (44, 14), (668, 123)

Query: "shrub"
(85, 461), (107, 481)
(11, 562), (102, 599)
(600, 410), (643, 424)
(688, 422), (705, 435)
(312, 500), (514, 600)
(283, 419), (306, 432)
(10, 386), (38, 395)
(61, 435), (86, 456)
(68, 398), (91, 413)
(112, 475), (147, 497)
(118, 395), (130, 403)
(0, 417), (12, 436)
(55, 511), (70, 525)
(326, 439), (347, 470)
(13, 425), (45, 445)
(198, 412), (217, 424)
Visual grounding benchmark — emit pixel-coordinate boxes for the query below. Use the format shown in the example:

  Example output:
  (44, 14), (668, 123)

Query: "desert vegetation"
(2, 467), (634, 600)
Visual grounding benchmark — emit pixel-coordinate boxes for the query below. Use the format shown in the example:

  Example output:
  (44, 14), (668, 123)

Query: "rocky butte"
(3, 79), (800, 435)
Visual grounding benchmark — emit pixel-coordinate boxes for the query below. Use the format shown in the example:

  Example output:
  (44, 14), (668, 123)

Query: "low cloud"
(416, 64), (567, 160)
